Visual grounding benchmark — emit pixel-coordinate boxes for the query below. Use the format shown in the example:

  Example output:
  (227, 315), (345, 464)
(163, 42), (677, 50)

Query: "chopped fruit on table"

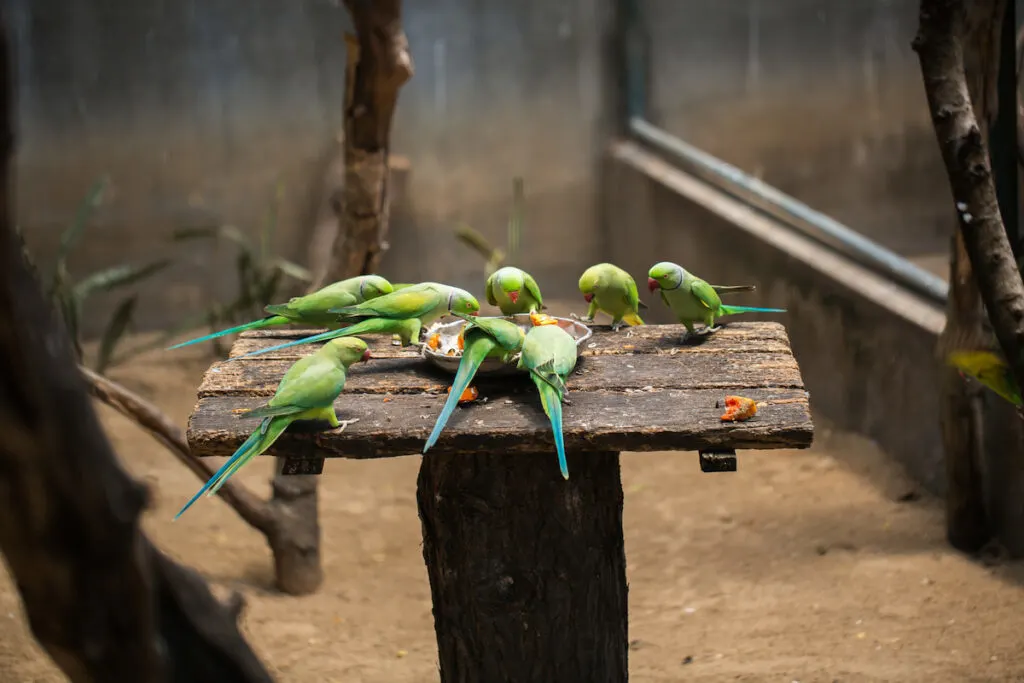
(447, 385), (479, 404)
(427, 332), (442, 350)
(530, 311), (559, 326)
(720, 395), (757, 422)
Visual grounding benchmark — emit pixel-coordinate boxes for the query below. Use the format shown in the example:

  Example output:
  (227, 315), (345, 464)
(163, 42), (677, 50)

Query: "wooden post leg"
(417, 450), (628, 683)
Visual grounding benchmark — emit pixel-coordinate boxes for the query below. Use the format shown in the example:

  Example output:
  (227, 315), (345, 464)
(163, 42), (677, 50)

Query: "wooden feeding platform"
(187, 321), (813, 682)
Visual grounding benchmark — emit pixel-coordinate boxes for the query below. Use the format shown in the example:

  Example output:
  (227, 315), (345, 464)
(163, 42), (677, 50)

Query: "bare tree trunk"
(0, 13), (274, 681)
(915, 0), (1024, 555)
(266, 0), (414, 596)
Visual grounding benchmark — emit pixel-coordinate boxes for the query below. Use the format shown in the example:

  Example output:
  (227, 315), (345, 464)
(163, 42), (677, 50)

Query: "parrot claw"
(610, 322), (624, 332)
(335, 418), (360, 432)
(702, 325), (722, 336)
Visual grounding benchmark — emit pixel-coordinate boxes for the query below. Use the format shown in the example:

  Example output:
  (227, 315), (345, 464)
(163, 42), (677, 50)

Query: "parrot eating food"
(485, 266), (545, 315)
(576, 262), (647, 330)
(518, 323), (580, 479)
(422, 313), (526, 453)
(174, 337), (371, 519)
(647, 261), (785, 340)
(165, 275), (393, 350)
(227, 282), (480, 361)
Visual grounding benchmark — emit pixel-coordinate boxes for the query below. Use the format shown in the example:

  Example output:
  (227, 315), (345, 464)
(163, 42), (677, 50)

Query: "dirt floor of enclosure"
(0, 339), (1022, 683)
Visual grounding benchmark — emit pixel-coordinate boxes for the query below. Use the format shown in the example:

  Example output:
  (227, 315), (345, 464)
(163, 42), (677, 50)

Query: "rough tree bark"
(915, 0), (1024, 555)
(0, 13), (274, 682)
(265, 0), (414, 596)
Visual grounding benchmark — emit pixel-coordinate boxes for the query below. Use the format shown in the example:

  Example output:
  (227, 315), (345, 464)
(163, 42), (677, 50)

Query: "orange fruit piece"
(530, 311), (559, 326)
(427, 333), (442, 350)
(720, 395), (757, 422)
(447, 385), (479, 403)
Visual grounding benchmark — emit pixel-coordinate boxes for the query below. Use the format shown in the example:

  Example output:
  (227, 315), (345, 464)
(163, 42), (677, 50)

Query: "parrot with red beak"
(485, 266), (545, 315)
(647, 261), (784, 340)
(575, 263), (647, 331)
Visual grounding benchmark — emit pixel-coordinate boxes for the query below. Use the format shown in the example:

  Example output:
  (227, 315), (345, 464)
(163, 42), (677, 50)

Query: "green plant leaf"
(273, 258), (312, 282)
(73, 259), (170, 300)
(259, 266), (284, 306)
(261, 182), (284, 266)
(56, 176), (109, 272)
(95, 295), (137, 374)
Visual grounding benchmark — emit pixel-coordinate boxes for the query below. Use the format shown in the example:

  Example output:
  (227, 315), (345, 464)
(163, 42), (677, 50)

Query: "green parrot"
(485, 266), (545, 314)
(576, 263), (647, 330)
(647, 261), (786, 340)
(422, 313), (526, 453)
(228, 282), (481, 361)
(947, 349), (1023, 408)
(174, 336), (371, 519)
(517, 323), (579, 480)
(166, 275), (393, 350)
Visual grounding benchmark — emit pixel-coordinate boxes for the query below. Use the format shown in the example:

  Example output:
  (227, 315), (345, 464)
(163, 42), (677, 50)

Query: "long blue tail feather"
(165, 315), (288, 350)
(423, 338), (494, 453)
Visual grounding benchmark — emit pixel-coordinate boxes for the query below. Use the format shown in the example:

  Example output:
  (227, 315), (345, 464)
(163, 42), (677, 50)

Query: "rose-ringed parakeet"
(228, 282), (480, 361)
(422, 313), (526, 453)
(165, 275), (393, 350)
(947, 349), (1023, 408)
(576, 263), (648, 331)
(647, 261), (786, 340)
(174, 336), (371, 519)
(517, 323), (579, 479)
(485, 266), (545, 314)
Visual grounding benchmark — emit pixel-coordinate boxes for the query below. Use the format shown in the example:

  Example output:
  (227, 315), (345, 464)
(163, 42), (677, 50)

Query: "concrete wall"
(639, 0), (952, 268)
(9, 0), (613, 337)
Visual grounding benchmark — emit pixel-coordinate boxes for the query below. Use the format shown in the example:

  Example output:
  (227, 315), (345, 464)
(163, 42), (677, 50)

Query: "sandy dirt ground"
(0, 341), (1022, 683)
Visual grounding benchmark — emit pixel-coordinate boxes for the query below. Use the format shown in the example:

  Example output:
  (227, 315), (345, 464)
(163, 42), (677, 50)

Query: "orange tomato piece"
(720, 395), (757, 422)
(447, 385), (479, 404)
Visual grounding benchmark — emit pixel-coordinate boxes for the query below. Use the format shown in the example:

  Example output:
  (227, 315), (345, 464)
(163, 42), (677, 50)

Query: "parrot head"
(648, 261), (684, 292)
(578, 266), (600, 302)
(359, 275), (394, 301)
(324, 337), (371, 366)
(448, 287), (481, 316)
(493, 266), (526, 304)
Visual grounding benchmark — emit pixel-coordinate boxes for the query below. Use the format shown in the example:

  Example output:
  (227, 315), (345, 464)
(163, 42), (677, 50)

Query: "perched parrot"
(517, 323), (579, 480)
(174, 337), (371, 519)
(576, 263), (647, 330)
(485, 266), (545, 315)
(947, 349), (1023, 408)
(422, 313), (526, 453)
(647, 261), (786, 340)
(228, 282), (481, 361)
(166, 275), (393, 350)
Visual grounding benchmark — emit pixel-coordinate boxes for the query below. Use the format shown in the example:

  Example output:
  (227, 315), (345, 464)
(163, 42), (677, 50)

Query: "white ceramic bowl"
(421, 313), (593, 376)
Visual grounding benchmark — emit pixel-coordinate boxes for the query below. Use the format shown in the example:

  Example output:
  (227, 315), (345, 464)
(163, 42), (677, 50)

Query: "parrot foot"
(701, 325), (722, 336)
(610, 322), (625, 332)
(334, 418), (360, 432)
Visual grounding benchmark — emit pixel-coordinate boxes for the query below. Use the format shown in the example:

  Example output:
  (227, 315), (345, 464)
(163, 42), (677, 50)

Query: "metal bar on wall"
(617, 0), (950, 307)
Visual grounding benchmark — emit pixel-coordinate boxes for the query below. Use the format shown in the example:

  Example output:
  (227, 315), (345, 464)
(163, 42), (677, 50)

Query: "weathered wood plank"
(197, 351), (804, 398)
(227, 321), (793, 360)
(186, 386), (813, 459)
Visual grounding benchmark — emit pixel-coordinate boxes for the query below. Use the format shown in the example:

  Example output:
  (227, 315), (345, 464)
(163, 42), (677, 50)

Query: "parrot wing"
(523, 273), (545, 309)
(330, 287), (442, 319)
(269, 289), (358, 319)
(484, 276), (499, 306)
(688, 278), (723, 311)
(623, 274), (642, 312)
(270, 356), (348, 409)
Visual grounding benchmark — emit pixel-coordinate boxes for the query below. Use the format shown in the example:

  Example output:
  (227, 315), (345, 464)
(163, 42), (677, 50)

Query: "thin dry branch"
(914, 0), (1024, 401)
(81, 366), (275, 533)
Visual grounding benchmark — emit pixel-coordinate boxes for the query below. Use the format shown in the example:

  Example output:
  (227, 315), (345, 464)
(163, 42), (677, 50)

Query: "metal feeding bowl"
(421, 313), (593, 376)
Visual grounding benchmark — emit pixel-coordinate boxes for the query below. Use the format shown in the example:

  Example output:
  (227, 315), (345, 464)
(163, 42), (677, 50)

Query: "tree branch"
(913, 0), (1024, 399)
(81, 366), (275, 534)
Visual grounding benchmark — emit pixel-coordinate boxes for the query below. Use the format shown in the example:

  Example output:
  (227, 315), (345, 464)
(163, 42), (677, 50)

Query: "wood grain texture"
(187, 322), (813, 458)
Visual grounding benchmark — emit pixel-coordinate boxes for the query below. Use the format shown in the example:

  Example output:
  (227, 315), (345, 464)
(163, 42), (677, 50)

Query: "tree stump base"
(417, 450), (628, 683)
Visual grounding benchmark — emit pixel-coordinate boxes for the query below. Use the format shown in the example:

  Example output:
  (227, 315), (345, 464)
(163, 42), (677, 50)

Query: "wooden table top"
(186, 321), (814, 459)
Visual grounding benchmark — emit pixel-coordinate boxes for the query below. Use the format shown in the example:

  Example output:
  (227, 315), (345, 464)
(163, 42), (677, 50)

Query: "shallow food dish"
(421, 313), (593, 376)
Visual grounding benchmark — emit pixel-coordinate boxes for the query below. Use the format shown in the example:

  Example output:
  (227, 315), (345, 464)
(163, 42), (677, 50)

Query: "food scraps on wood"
(720, 395), (757, 422)
(448, 385), (479, 404)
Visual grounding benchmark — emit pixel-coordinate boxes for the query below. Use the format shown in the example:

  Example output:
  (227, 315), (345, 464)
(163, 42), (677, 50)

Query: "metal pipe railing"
(618, 0), (950, 306)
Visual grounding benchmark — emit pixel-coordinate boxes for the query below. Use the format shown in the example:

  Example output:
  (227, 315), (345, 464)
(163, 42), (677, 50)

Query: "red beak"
(509, 290), (520, 304)
(469, 310), (479, 316)
(583, 293), (594, 303)
(647, 277), (660, 293)
(361, 349), (372, 362)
